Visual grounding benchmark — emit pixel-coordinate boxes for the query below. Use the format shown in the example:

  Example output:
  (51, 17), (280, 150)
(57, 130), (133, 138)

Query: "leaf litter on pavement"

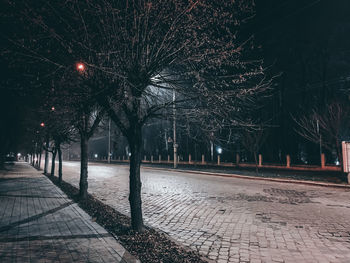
(46, 174), (208, 263)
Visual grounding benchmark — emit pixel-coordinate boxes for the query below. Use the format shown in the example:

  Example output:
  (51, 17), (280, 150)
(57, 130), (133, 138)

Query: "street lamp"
(216, 146), (223, 155)
(76, 62), (85, 72)
(216, 146), (223, 165)
(40, 122), (45, 127)
(173, 88), (177, 168)
(108, 118), (111, 163)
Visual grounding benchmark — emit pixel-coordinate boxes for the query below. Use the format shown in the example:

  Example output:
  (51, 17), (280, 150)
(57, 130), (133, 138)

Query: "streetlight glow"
(40, 122), (45, 127)
(76, 62), (85, 71)
(216, 146), (223, 154)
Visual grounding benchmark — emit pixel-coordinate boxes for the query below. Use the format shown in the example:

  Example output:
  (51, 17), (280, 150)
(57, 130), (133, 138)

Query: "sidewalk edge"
(143, 166), (350, 189)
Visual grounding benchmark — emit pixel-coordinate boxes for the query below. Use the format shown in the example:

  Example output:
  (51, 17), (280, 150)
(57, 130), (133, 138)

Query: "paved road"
(0, 162), (138, 263)
(54, 161), (350, 263)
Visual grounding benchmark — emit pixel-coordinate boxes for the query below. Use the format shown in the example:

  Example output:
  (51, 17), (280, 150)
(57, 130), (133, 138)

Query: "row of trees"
(2, 0), (273, 232)
(71, 94), (349, 168)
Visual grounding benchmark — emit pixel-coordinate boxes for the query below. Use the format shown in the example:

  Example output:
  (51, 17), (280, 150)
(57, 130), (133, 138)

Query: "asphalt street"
(50, 161), (350, 263)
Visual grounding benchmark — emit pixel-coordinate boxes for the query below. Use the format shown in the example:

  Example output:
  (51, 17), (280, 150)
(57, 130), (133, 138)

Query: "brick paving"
(59, 161), (350, 263)
(0, 162), (139, 263)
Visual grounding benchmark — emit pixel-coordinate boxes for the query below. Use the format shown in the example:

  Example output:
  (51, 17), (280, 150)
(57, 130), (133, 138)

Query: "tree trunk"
(0, 153), (5, 169)
(128, 124), (144, 232)
(35, 153), (38, 167)
(44, 137), (49, 174)
(254, 151), (258, 175)
(79, 134), (89, 199)
(38, 151), (42, 169)
(51, 149), (57, 176)
(57, 143), (63, 184)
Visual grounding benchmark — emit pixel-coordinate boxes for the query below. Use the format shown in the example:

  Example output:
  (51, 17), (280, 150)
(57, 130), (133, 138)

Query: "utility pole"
(317, 119), (322, 161)
(210, 132), (214, 162)
(173, 88), (177, 168)
(108, 117), (111, 163)
(165, 130), (168, 152)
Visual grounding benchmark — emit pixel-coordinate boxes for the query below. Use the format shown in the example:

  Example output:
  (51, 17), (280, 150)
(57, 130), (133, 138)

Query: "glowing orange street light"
(76, 62), (85, 71)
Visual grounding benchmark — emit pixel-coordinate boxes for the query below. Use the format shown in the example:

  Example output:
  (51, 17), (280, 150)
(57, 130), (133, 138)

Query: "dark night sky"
(254, 0), (350, 74)
(250, 0), (350, 159)
(2, 0), (349, 102)
(250, 0), (350, 112)
(1, 0), (349, 155)
(254, 0), (349, 45)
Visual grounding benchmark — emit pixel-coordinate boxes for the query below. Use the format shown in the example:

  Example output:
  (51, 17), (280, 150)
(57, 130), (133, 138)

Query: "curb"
(142, 166), (350, 189)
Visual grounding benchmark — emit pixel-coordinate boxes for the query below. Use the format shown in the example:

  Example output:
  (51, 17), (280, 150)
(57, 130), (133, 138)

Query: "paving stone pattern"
(0, 163), (138, 263)
(59, 162), (350, 263)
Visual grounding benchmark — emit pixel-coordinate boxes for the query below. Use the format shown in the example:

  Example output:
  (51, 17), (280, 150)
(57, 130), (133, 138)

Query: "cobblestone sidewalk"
(0, 162), (139, 263)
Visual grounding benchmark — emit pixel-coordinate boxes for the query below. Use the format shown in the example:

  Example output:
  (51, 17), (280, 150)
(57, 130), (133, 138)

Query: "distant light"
(40, 122), (45, 127)
(51, 106), (55, 111)
(76, 62), (85, 71)
(94, 154), (98, 158)
(128, 153), (131, 157)
(335, 160), (340, 165)
(216, 147), (223, 154)
(17, 153), (21, 157)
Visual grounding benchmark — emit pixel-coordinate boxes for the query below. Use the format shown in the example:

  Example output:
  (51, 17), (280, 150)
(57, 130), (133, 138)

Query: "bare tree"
(295, 100), (350, 166)
(85, 0), (273, 231)
(3, 0), (273, 232)
(240, 125), (270, 174)
(56, 69), (105, 198)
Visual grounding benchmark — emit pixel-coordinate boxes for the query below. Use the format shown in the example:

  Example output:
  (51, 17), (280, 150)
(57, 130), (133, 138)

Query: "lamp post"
(108, 117), (111, 163)
(37, 122), (46, 169)
(216, 146), (222, 165)
(316, 119), (322, 164)
(210, 132), (214, 162)
(173, 88), (177, 168)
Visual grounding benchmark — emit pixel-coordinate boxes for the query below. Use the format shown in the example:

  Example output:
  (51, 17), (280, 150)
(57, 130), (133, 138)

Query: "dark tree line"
(251, 0), (350, 165)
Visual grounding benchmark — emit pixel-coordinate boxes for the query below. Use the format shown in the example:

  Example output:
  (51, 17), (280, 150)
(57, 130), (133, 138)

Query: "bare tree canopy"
(2, 0), (274, 231)
(294, 100), (350, 166)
